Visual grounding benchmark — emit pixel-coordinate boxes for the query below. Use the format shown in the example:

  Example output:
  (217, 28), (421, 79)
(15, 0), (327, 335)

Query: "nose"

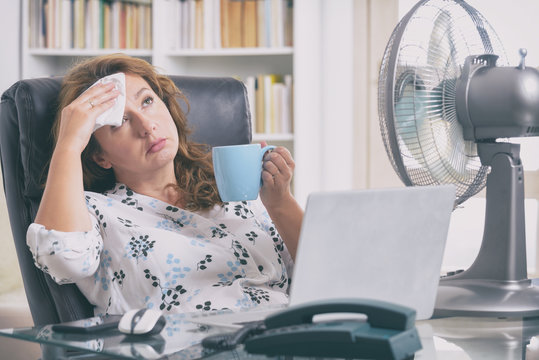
(132, 113), (156, 137)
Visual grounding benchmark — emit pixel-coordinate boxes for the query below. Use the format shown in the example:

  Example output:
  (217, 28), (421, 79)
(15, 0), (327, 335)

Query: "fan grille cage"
(378, 0), (507, 205)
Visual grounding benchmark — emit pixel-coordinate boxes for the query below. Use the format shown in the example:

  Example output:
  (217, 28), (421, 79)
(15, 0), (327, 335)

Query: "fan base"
(433, 278), (539, 318)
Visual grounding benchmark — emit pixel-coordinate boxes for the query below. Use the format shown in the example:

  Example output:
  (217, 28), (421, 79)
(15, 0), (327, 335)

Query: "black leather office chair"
(0, 75), (252, 326)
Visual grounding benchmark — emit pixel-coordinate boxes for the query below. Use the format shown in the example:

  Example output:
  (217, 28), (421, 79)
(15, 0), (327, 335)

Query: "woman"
(27, 54), (303, 316)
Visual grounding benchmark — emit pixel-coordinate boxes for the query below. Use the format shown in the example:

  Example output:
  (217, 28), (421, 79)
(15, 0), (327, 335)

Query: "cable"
(201, 321), (266, 351)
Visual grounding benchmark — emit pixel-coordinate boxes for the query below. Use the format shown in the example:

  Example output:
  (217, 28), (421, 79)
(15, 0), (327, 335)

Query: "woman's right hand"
(56, 82), (119, 153)
(35, 81), (119, 232)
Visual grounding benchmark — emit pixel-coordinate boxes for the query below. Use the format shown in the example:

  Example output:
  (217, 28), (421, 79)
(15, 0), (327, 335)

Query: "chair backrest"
(0, 75), (252, 326)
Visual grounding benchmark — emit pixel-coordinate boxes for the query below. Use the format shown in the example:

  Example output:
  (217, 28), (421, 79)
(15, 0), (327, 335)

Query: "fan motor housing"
(457, 54), (539, 140)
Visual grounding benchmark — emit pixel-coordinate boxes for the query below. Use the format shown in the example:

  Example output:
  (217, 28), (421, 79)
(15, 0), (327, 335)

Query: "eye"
(111, 116), (128, 130)
(142, 96), (154, 107)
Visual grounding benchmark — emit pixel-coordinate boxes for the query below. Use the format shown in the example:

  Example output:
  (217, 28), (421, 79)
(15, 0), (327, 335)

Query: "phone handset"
(243, 298), (422, 360)
(264, 298), (416, 331)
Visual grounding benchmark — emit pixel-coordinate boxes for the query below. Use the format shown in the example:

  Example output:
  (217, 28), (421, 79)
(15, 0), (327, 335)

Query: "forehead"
(125, 74), (153, 94)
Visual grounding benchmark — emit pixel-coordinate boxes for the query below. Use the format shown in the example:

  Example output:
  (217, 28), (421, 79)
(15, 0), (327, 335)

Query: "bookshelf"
(152, 0), (295, 145)
(22, 0), (154, 78)
(21, 0), (310, 200)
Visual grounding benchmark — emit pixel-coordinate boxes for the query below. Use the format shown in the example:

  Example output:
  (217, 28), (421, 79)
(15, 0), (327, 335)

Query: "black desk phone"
(203, 298), (422, 359)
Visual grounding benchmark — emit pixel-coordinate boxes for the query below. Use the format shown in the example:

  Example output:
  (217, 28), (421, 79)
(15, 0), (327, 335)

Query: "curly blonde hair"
(53, 54), (222, 211)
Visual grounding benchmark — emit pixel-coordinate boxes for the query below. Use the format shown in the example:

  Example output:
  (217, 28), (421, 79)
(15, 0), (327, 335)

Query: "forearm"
(265, 195), (303, 260)
(27, 223), (102, 283)
(34, 144), (92, 232)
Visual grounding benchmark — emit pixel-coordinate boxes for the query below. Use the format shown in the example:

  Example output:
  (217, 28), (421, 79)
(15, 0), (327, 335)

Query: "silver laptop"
(289, 185), (455, 320)
(191, 185), (455, 327)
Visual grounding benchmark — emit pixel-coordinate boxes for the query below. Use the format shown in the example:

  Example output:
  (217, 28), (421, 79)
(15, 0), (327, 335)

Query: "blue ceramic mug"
(212, 144), (276, 202)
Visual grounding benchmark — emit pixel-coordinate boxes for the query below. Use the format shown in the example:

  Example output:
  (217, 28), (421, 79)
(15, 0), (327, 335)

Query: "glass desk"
(2, 311), (539, 359)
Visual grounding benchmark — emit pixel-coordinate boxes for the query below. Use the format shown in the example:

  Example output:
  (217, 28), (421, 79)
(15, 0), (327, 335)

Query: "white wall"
(293, 0), (356, 207)
(398, 0), (539, 69)
(0, 1), (21, 94)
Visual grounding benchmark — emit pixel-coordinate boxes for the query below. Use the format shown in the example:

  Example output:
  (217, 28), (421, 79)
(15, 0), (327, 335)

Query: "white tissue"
(85, 73), (126, 132)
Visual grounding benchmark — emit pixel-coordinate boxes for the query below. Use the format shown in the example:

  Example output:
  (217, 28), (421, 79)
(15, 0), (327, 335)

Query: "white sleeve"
(26, 215), (103, 285)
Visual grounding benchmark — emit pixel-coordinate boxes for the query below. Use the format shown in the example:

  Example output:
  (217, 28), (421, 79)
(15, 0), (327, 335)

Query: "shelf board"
(252, 133), (294, 142)
(166, 47), (294, 57)
(27, 48), (292, 58)
(27, 48), (153, 57)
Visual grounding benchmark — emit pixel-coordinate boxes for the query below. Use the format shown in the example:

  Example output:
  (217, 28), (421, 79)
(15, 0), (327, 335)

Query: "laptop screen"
(289, 185), (455, 320)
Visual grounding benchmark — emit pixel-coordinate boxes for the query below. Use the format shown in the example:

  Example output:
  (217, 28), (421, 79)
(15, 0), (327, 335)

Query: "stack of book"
(29, 0), (153, 50)
(170, 0), (293, 49)
(244, 74), (293, 135)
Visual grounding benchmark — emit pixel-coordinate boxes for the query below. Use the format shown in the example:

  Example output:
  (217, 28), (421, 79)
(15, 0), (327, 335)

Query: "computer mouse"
(118, 308), (166, 336)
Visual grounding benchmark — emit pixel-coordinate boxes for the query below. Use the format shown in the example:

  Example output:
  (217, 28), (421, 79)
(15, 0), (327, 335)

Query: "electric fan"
(378, 0), (539, 317)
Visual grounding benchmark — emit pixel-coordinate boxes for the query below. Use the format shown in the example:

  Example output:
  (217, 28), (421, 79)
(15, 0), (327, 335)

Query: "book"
(100, 0), (105, 48)
(272, 82), (284, 133)
(212, 0), (221, 48)
(144, 3), (152, 48)
(29, 0), (36, 47)
(60, 0), (72, 49)
(103, 1), (111, 48)
(119, 1), (126, 48)
(39, 0), (45, 47)
(189, 0), (196, 48)
(264, 0), (271, 47)
(255, 74), (265, 133)
(133, 3), (140, 48)
(54, 0), (61, 48)
(126, 3), (133, 48)
(179, 0), (189, 49)
(270, 0), (283, 48)
(220, 0), (229, 47)
(263, 74), (282, 133)
(283, 74), (293, 133)
(227, 0), (242, 48)
(195, 0), (204, 48)
(256, 0), (266, 47)
(284, 0), (293, 46)
(44, 0), (51, 48)
(111, 0), (121, 49)
(244, 76), (257, 133)
(87, 0), (100, 49)
(243, 0), (257, 47)
(74, 0), (84, 48)
(202, 0), (214, 48)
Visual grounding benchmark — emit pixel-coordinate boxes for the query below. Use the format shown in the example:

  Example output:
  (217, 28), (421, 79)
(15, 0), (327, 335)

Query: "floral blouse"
(26, 183), (293, 316)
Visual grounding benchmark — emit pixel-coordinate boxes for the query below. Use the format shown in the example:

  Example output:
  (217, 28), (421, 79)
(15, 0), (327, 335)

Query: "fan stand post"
(434, 141), (539, 318)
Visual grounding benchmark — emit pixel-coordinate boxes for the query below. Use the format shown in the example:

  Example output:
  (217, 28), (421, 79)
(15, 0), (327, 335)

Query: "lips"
(147, 138), (166, 154)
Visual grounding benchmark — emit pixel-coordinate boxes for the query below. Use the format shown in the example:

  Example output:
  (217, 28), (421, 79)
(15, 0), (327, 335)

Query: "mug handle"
(260, 145), (276, 160)
(259, 145), (276, 186)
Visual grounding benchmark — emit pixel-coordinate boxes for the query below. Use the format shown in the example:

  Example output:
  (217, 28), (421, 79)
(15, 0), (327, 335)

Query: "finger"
(84, 91), (120, 113)
(263, 158), (280, 176)
(272, 146), (294, 167)
(79, 82), (116, 104)
(89, 89), (120, 108)
(90, 97), (118, 113)
(261, 170), (276, 186)
(265, 151), (292, 177)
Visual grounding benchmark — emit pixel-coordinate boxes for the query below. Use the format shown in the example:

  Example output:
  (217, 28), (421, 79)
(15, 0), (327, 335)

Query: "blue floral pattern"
(27, 183), (293, 316)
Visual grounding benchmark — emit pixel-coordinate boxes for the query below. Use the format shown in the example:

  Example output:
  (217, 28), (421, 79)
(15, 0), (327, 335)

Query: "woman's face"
(93, 74), (179, 184)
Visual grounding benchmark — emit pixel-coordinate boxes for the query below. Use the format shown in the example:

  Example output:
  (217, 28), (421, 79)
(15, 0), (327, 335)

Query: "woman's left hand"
(259, 142), (295, 209)
(259, 141), (303, 260)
